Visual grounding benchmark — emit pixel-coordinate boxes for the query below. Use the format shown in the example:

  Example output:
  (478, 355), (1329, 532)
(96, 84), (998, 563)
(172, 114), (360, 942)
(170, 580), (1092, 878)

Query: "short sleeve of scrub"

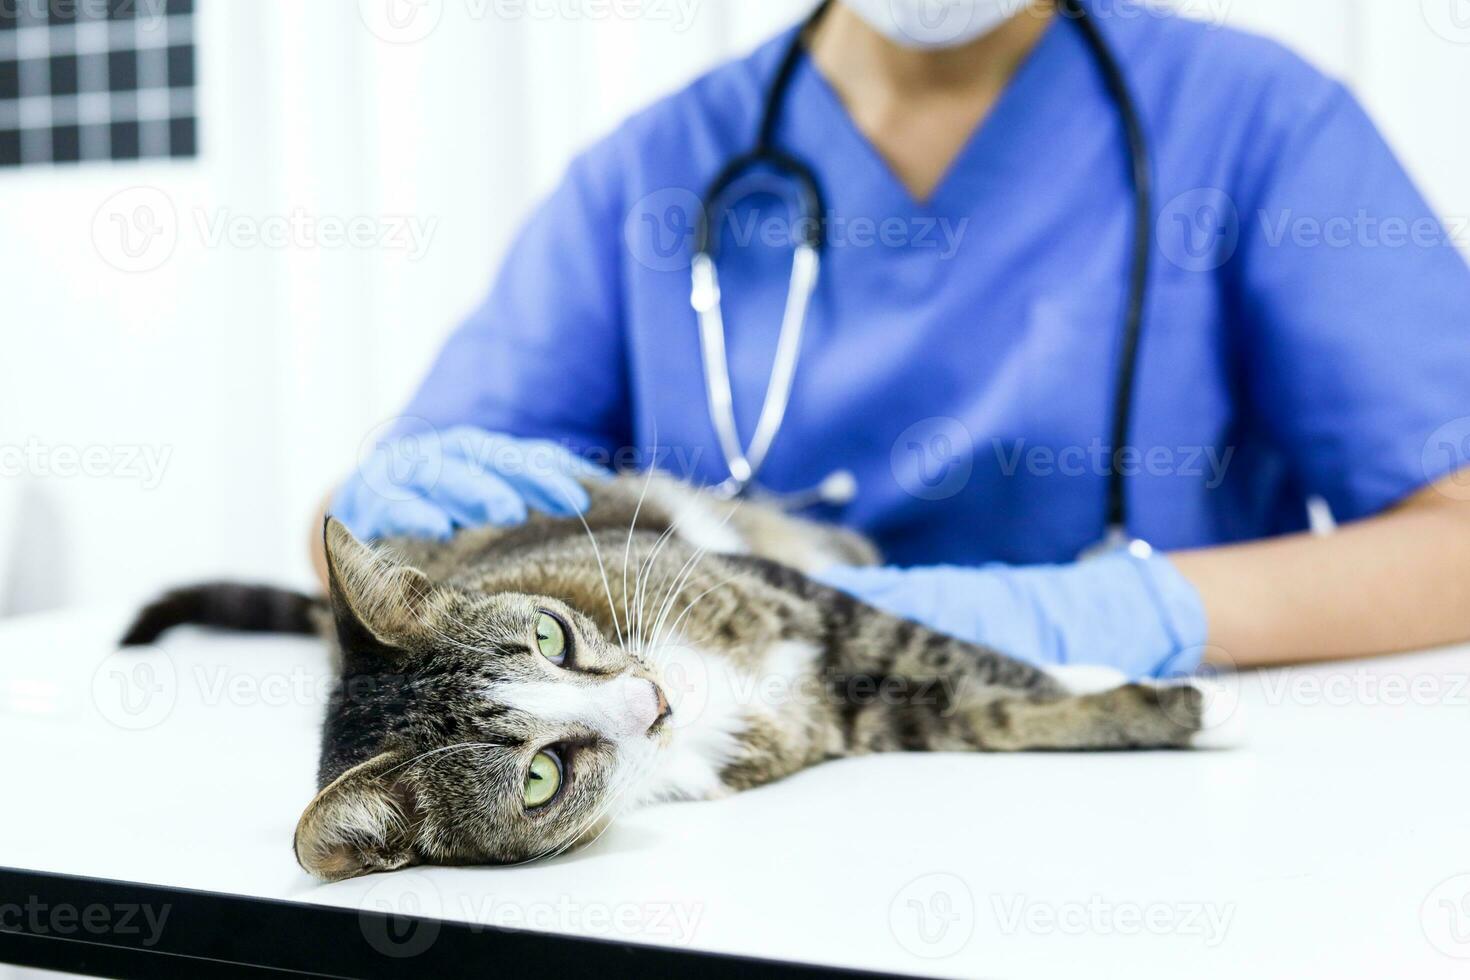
(1232, 83), (1470, 521)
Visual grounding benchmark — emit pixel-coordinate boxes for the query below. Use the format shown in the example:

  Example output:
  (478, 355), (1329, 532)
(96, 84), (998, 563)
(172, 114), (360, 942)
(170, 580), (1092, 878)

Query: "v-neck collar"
(785, 13), (1069, 215)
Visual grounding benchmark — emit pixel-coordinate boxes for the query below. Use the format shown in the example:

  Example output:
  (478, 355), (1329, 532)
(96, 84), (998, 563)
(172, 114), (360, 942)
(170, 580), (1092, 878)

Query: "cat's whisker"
(515, 751), (652, 867)
(357, 545), (497, 658)
(280, 467), (960, 882)
(649, 571), (746, 666)
(632, 540), (705, 669)
(626, 477), (737, 662)
(643, 525), (735, 654)
(633, 544), (686, 662)
(626, 510), (681, 659)
(630, 520), (683, 658)
(545, 481), (627, 649)
(646, 533), (744, 660)
(380, 740), (497, 781)
(644, 544), (710, 663)
(633, 526), (681, 657)
(621, 448), (660, 653)
(540, 746), (663, 864)
(641, 493), (750, 660)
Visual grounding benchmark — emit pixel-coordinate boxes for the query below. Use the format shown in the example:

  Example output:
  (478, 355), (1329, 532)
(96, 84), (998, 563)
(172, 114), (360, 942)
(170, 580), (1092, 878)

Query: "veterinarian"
(321, 0), (1470, 679)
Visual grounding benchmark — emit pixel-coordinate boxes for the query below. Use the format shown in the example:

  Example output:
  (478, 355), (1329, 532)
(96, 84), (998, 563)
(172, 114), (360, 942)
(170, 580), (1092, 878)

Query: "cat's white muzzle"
(490, 675), (670, 742)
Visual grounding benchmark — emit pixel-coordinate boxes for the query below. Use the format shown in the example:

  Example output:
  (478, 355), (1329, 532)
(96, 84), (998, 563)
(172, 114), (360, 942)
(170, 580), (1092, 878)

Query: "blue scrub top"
(401, 3), (1470, 567)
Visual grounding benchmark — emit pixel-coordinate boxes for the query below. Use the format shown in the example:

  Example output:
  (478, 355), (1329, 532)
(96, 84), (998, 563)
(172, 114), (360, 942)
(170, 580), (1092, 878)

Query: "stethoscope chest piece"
(1078, 524), (1155, 562)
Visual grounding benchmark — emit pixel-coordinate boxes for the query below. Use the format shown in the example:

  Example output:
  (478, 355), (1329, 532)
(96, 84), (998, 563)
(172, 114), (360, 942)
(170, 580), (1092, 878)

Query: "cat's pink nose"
(621, 677), (670, 736)
(642, 680), (672, 734)
(651, 683), (671, 729)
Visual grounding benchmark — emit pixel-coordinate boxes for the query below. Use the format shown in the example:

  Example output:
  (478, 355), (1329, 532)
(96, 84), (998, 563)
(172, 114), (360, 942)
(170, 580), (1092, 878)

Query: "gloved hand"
(330, 425), (609, 540)
(814, 552), (1208, 680)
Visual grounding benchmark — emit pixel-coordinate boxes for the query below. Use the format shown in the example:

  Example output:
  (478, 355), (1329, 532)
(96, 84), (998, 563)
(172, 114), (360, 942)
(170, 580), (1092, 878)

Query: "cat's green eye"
(524, 749), (563, 809)
(535, 611), (567, 663)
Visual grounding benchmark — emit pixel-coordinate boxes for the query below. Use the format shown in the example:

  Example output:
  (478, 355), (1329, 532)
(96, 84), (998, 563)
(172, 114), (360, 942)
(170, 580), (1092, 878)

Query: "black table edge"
(0, 866), (896, 979)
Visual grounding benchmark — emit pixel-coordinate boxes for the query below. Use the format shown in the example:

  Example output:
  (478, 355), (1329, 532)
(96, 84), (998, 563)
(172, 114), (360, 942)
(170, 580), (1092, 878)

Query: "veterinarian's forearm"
(1170, 470), (1470, 669)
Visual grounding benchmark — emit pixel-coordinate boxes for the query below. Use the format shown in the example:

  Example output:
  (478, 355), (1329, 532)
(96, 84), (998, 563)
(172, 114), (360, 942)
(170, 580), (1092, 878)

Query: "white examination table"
(1, 605), (1467, 977)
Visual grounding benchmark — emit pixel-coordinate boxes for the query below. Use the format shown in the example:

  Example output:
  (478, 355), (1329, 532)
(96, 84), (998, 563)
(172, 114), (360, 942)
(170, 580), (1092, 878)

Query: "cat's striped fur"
(124, 471), (1220, 880)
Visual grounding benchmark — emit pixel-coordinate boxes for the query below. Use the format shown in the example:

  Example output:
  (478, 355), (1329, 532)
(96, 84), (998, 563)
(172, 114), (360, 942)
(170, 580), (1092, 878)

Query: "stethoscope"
(690, 0), (1155, 558)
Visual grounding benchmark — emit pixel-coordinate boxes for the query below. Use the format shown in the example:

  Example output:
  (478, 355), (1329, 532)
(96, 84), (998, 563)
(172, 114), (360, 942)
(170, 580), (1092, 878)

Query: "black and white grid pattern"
(0, 0), (196, 167)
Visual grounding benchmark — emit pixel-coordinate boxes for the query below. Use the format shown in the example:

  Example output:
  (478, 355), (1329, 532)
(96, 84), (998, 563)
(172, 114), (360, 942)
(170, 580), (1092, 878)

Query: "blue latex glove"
(814, 553), (1208, 680)
(330, 425), (609, 540)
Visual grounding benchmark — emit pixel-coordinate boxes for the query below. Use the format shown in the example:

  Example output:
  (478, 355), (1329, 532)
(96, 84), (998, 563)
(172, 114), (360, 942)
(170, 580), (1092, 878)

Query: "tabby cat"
(123, 472), (1225, 881)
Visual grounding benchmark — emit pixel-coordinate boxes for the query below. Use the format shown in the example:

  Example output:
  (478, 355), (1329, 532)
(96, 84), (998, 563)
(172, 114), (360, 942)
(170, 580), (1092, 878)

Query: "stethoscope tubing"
(690, 0), (1155, 553)
(1058, 0), (1154, 542)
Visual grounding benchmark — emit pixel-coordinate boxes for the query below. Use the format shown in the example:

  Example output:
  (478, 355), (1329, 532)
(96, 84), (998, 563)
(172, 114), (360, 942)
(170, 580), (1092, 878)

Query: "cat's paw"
(1154, 677), (1245, 749)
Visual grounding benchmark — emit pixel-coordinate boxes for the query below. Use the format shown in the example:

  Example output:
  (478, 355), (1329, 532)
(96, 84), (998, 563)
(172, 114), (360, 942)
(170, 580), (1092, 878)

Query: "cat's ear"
(294, 751), (421, 880)
(322, 517), (437, 646)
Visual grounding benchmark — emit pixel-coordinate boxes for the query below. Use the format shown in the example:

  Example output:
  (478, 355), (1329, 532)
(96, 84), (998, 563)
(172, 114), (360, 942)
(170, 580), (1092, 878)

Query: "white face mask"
(840, 0), (1026, 50)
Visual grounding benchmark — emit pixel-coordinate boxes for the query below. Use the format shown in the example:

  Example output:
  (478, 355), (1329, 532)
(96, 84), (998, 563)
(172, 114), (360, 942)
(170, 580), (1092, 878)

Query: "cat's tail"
(120, 583), (323, 646)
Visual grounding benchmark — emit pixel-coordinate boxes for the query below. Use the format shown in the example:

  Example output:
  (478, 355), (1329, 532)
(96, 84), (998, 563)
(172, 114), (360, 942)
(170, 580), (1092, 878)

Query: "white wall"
(2, 0), (1467, 614)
